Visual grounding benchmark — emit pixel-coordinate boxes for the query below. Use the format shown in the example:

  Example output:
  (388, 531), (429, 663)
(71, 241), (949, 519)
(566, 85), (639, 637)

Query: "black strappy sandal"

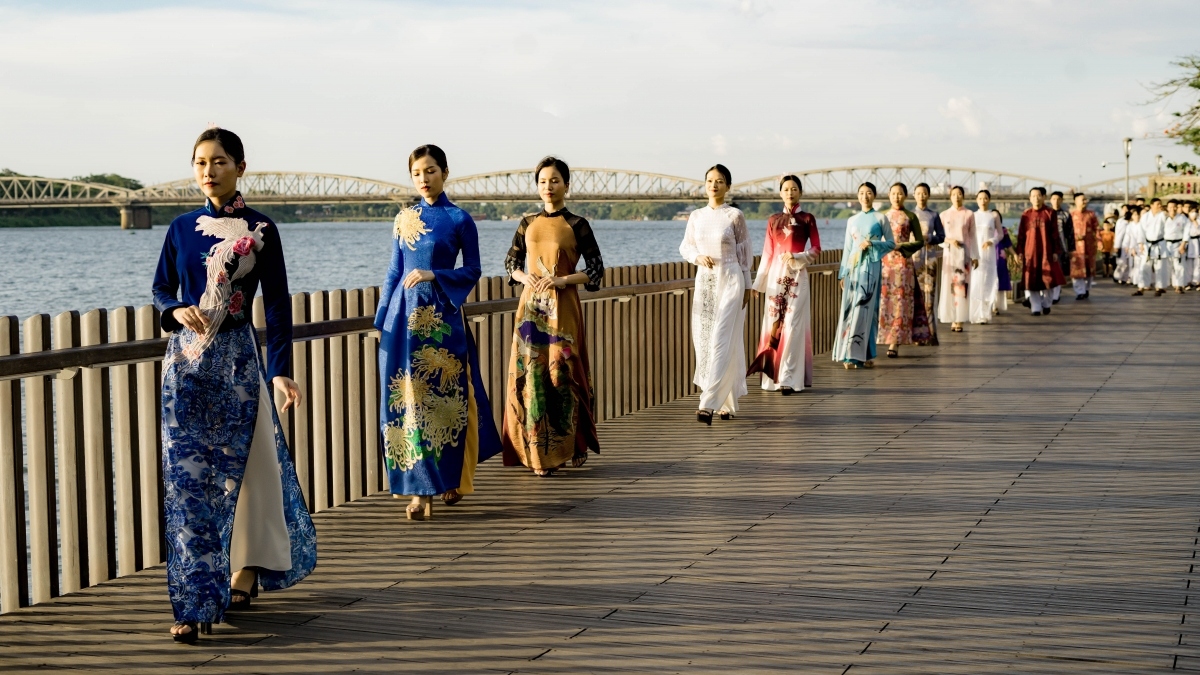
(697, 410), (712, 425)
(172, 621), (211, 644)
(227, 574), (258, 612)
(886, 349), (898, 358)
(719, 411), (734, 421)
(571, 454), (588, 468)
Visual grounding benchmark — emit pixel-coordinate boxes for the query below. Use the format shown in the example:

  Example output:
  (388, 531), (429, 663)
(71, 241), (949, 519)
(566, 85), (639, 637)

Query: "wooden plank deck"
(2, 281), (1199, 673)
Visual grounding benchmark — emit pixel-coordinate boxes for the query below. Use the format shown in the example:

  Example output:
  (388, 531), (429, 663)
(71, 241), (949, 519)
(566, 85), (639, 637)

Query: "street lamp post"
(1123, 137), (1132, 204)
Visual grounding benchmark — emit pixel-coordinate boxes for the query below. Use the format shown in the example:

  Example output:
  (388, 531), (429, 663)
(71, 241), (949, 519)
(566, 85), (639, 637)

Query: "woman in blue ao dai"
(374, 145), (502, 520)
(153, 129), (316, 643)
(832, 182), (896, 368)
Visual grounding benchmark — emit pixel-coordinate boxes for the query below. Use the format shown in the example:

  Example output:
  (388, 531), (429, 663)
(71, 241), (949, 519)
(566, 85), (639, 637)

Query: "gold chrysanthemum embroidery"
(407, 305), (451, 342)
(383, 422), (421, 471)
(422, 393), (469, 449)
(412, 346), (463, 390)
(394, 207), (430, 251)
(387, 371), (431, 415)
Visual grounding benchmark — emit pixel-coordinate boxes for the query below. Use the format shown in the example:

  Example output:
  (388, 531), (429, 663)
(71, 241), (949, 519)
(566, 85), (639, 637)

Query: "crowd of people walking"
(151, 126), (1155, 644)
(1111, 197), (1200, 294)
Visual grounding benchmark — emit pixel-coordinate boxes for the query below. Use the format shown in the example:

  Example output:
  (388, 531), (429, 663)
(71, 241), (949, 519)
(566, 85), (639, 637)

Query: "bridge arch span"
(0, 176), (133, 207)
(733, 165), (1074, 202)
(445, 168), (704, 202)
(134, 171), (417, 206)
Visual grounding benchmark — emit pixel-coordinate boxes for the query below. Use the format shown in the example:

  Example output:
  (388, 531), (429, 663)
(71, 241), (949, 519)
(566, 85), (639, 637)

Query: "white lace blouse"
(679, 204), (752, 286)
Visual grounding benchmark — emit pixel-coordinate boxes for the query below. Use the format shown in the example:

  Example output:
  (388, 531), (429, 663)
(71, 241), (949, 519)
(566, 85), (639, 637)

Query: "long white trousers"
(1029, 289), (1052, 314)
(229, 376), (292, 573)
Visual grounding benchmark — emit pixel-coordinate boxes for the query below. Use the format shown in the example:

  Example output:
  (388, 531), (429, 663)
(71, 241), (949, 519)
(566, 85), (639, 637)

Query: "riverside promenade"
(2, 281), (1198, 673)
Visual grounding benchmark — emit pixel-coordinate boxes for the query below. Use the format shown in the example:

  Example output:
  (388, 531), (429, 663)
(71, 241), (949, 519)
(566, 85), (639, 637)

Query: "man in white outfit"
(1186, 201), (1200, 290)
(1140, 198), (1168, 296)
(1164, 199), (1189, 293)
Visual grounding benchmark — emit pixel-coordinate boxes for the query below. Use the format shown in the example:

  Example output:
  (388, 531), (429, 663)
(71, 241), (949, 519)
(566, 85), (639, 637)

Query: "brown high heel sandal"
(406, 497), (432, 520)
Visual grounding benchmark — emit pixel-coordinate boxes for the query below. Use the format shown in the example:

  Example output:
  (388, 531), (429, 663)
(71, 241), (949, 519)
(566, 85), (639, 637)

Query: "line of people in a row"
(149, 126), (1112, 643)
(154, 132), (615, 641)
(1111, 198), (1200, 294)
(679, 176), (1111, 425)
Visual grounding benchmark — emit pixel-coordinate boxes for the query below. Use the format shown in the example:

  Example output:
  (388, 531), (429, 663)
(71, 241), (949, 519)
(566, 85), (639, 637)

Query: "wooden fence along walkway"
(4, 268), (1199, 671)
(0, 252), (845, 612)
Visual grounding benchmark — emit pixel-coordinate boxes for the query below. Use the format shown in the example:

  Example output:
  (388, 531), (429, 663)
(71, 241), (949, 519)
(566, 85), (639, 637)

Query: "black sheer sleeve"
(504, 216), (532, 286)
(567, 213), (605, 291)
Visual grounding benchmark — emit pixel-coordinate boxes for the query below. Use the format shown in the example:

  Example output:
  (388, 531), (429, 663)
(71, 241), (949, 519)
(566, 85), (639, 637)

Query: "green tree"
(1151, 54), (1200, 155)
(72, 173), (144, 190)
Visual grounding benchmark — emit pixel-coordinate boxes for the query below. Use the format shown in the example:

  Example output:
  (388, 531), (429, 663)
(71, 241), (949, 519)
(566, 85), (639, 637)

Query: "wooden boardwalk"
(2, 281), (1199, 673)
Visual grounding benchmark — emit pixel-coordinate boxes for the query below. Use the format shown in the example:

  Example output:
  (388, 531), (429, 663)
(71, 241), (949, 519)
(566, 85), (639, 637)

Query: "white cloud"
(711, 134), (729, 156)
(940, 97), (982, 137)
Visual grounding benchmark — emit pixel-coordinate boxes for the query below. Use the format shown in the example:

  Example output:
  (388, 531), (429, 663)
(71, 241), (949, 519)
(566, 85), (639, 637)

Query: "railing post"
(134, 306), (161, 568)
(346, 289), (364, 502)
(362, 287), (381, 495)
(328, 289), (347, 508)
(309, 292), (329, 512)
(23, 314), (56, 603)
(290, 293), (312, 509)
(53, 311), (84, 593)
(80, 309), (114, 587)
(108, 307), (138, 576)
(0, 316), (29, 613)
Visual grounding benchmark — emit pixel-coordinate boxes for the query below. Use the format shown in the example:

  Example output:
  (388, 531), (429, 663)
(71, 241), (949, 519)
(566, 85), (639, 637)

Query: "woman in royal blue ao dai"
(374, 145), (502, 520)
(153, 128), (316, 643)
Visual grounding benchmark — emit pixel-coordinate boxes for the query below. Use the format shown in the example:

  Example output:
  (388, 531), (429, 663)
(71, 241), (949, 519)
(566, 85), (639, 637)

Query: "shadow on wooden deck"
(3, 281), (1199, 673)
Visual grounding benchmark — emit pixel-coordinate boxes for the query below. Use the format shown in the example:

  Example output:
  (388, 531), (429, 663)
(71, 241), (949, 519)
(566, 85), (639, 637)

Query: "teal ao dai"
(832, 209), (896, 364)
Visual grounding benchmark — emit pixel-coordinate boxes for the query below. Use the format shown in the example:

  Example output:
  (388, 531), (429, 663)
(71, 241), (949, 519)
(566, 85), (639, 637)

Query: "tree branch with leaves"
(1151, 54), (1200, 155)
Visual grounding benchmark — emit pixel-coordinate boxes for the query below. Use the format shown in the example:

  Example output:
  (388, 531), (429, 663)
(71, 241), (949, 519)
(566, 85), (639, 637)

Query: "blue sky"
(1, 0), (1196, 187)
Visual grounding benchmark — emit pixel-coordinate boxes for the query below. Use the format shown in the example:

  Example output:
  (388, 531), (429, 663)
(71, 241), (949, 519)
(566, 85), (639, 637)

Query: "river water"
(0, 218), (848, 322)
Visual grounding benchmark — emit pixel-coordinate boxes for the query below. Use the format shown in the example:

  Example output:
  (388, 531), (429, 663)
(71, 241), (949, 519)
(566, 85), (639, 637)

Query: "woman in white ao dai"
(679, 165), (752, 424)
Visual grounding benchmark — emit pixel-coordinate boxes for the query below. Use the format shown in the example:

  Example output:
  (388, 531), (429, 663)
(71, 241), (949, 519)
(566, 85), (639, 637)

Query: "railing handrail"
(0, 263), (840, 382)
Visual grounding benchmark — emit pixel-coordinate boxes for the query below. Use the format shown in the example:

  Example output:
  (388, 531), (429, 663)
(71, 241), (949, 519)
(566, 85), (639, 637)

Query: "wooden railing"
(0, 251), (843, 613)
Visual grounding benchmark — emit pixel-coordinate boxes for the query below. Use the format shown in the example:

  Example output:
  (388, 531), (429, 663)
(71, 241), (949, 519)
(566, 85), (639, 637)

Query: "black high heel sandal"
(227, 574), (259, 612)
(719, 411), (733, 421)
(697, 410), (712, 425)
(172, 621), (212, 644)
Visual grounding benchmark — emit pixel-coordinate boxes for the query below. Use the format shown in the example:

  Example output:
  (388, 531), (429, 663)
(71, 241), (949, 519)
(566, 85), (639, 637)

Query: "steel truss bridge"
(0, 166), (1162, 215)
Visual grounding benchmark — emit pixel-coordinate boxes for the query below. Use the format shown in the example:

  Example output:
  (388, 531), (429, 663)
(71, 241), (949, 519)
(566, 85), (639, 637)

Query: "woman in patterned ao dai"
(832, 182), (896, 369)
(502, 157), (604, 476)
(375, 145), (502, 520)
(153, 129), (315, 643)
(969, 189), (1004, 324)
(876, 183), (929, 359)
(679, 164), (752, 424)
(937, 186), (980, 332)
(747, 175), (821, 394)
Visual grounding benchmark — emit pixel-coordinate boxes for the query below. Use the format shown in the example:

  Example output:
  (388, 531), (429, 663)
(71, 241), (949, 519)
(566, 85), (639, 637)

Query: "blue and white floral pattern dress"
(153, 193), (316, 624)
